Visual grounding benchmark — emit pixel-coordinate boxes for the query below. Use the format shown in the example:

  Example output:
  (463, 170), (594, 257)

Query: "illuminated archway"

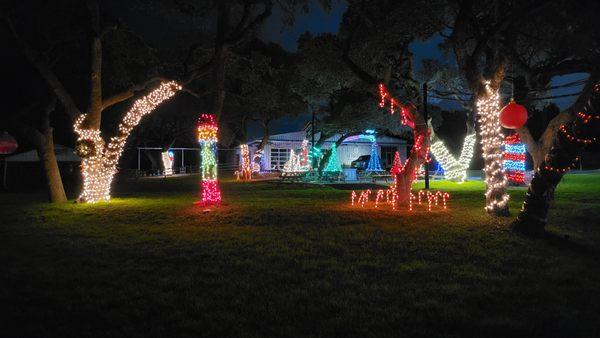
(74, 81), (182, 203)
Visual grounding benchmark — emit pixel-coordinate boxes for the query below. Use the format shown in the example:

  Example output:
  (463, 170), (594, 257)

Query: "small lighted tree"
(323, 143), (342, 173)
(390, 151), (403, 175)
(366, 140), (384, 172)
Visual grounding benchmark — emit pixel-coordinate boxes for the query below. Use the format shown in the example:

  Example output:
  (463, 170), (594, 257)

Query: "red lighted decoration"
(503, 134), (526, 184)
(0, 132), (18, 154)
(351, 188), (450, 212)
(390, 151), (403, 175)
(499, 99), (528, 129)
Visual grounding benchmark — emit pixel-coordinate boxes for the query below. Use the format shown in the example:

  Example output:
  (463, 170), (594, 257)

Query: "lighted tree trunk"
(394, 110), (430, 203)
(475, 82), (509, 215)
(513, 83), (600, 235)
(75, 81), (181, 202)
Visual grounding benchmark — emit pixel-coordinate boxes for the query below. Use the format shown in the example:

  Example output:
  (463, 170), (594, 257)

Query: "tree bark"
(257, 120), (270, 152)
(517, 112), (574, 171)
(512, 78), (600, 235)
(18, 100), (67, 203)
(394, 105), (430, 203)
(36, 128), (67, 202)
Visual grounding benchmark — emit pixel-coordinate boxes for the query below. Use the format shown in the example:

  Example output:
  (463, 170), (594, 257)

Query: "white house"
(241, 130), (407, 171)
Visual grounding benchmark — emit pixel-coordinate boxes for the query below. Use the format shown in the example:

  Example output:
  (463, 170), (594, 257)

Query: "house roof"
(247, 131), (406, 146)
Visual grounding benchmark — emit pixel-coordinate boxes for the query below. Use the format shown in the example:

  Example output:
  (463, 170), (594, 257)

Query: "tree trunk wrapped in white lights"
(74, 81), (181, 203)
(476, 81), (509, 214)
(429, 133), (476, 182)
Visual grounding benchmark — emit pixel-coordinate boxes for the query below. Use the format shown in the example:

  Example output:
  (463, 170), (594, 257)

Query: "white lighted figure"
(162, 150), (175, 175)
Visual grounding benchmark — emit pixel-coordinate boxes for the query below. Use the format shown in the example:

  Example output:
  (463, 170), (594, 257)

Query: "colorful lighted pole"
(503, 133), (526, 185)
(197, 114), (221, 205)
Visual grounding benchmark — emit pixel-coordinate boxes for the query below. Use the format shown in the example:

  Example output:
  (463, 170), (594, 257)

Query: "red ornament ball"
(499, 99), (528, 129)
(0, 132), (18, 155)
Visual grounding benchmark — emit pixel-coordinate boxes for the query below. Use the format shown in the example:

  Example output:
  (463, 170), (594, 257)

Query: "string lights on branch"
(516, 82), (600, 230)
(476, 81), (509, 214)
(74, 81), (181, 203)
(378, 83), (430, 198)
(197, 114), (221, 205)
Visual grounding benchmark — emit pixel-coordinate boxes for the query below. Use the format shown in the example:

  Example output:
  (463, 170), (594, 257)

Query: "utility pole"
(423, 82), (430, 189)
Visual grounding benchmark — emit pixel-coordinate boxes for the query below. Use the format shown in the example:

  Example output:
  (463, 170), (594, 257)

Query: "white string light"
(476, 81), (509, 212)
(236, 144), (252, 180)
(74, 81), (181, 203)
(282, 140), (311, 173)
(430, 133), (476, 182)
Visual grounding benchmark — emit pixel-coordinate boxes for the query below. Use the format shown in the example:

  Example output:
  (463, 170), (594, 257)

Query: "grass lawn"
(1, 174), (600, 337)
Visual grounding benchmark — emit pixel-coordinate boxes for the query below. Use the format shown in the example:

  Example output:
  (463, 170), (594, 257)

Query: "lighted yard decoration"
(309, 146), (322, 169)
(390, 151), (403, 175)
(500, 99), (528, 130)
(75, 81), (181, 203)
(348, 84), (452, 212)
(252, 149), (262, 174)
(161, 150), (175, 175)
(197, 114), (221, 205)
(503, 134), (526, 185)
(299, 140), (310, 170)
(283, 149), (300, 173)
(322, 143), (342, 173)
(351, 187), (450, 212)
(366, 139), (384, 172)
(377, 84), (430, 201)
(236, 144), (252, 181)
(429, 133), (476, 182)
(0, 132), (18, 154)
(282, 140), (311, 173)
(476, 81), (509, 214)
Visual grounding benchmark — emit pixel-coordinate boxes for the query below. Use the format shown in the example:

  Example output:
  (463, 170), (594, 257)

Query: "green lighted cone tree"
(323, 143), (342, 172)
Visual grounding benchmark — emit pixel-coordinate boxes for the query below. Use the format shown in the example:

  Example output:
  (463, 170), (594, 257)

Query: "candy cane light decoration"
(74, 81), (181, 203)
(197, 114), (221, 205)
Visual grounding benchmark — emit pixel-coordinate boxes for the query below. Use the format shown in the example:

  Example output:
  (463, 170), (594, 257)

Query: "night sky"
(247, 0), (589, 141)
